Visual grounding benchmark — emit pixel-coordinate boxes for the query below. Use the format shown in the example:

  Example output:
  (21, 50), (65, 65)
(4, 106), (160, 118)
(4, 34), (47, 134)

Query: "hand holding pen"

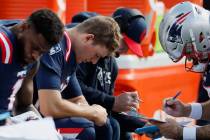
(122, 91), (143, 103)
(113, 90), (143, 112)
(165, 91), (181, 107)
(163, 91), (188, 117)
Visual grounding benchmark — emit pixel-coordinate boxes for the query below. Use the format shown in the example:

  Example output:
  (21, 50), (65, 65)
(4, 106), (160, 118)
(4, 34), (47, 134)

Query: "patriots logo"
(49, 44), (61, 55)
(167, 11), (192, 44)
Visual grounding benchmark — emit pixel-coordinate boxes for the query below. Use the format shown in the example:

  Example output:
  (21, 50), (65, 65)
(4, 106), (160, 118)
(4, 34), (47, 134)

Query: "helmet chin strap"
(191, 62), (207, 73)
(185, 58), (208, 73)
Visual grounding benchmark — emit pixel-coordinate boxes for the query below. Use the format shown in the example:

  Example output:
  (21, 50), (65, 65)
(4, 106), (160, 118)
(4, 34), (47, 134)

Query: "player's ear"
(86, 34), (94, 41)
(19, 22), (30, 32)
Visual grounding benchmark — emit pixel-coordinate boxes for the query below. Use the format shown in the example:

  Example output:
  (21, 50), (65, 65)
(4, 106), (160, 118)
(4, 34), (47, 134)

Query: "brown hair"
(76, 16), (121, 55)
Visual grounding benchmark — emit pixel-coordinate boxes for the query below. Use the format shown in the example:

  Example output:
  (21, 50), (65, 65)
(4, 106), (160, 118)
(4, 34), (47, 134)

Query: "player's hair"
(76, 16), (121, 55)
(27, 9), (64, 48)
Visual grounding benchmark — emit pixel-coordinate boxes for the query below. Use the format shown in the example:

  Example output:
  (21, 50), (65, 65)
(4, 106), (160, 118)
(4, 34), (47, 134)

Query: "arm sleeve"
(0, 46), (2, 63)
(62, 72), (83, 99)
(36, 54), (62, 90)
(110, 58), (119, 95)
(76, 62), (115, 112)
(202, 64), (210, 97)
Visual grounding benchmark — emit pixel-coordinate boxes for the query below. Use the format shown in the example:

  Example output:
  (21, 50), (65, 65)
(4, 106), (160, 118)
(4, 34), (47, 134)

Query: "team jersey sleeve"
(202, 64), (210, 97)
(61, 72), (83, 99)
(0, 45), (2, 63)
(36, 52), (63, 90)
(110, 57), (119, 95)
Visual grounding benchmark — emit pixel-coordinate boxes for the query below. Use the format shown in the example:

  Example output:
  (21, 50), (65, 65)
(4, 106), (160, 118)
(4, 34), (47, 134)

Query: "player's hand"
(163, 98), (190, 117)
(113, 91), (140, 112)
(91, 104), (108, 126)
(142, 122), (162, 139)
(149, 118), (183, 139)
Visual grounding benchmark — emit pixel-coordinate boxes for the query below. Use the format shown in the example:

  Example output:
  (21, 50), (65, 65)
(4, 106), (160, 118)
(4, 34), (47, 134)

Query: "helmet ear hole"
(199, 32), (204, 43)
(203, 45), (207, 49)
(172, 46), (177, 51)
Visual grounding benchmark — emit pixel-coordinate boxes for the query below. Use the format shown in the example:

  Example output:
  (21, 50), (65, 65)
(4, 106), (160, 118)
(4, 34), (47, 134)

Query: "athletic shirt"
(0, 26), (32, 111)
(36, 32), (82, 99)
(76, 57), (118, 112)
(202, 63), (210, 97)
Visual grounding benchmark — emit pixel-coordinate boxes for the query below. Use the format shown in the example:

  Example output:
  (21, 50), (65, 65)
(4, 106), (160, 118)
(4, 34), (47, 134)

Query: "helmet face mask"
(159, 1), (210, 73)
(183, 43), (209, 72)
(185, 57), (209, 73)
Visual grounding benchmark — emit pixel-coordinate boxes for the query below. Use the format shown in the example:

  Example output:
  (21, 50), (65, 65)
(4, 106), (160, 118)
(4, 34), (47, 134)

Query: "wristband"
(189, 103), (202, 120)
(183, 127), (196, 140)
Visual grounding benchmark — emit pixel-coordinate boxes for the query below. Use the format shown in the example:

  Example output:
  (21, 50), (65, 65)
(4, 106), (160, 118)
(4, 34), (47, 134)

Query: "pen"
(172, 91), (181, 100)
(134, 98), (144, 103)
(165, 91), (181, 107)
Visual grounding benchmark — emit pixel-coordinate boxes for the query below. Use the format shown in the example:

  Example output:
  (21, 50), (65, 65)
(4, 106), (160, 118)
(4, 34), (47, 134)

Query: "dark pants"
(110, 116), (120, 140)
(54, 117), (95, 140)
(95, 116), (120, 140)
(95, 113), (146, 140)
(95, 118), (114, 140)
(112, 113), (146, 140)
(203, 0), (210, 11)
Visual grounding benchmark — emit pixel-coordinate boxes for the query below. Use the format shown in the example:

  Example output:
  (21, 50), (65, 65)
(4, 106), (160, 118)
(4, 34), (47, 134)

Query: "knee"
(110, 117), (120, 132)
(77, 126), (96, 140)
(95, 118), (113, 140)
(103, 119), (113, 130)
(98, 118), (113, 135)
(85, 127), (96, 138)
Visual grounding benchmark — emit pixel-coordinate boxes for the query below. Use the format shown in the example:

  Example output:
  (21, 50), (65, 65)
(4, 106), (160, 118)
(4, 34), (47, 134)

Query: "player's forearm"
(13, 104), (41, 117)
(184, 101), (210, 120)
(68, 95), (89, 105)
(201, 100), (210, 120)
(40, 99), (95, 121)
(196, 125), (210, 139)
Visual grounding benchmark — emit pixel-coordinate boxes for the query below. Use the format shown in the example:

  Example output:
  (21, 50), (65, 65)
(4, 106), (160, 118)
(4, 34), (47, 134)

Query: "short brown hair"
(76, 16), (121, 55)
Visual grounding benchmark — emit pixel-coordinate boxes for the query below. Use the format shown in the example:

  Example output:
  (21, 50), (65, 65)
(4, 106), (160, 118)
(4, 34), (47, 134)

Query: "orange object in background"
(0, 0), (66, 23)
(88, 1), (151, 15)
(115, 65), (199, 117)
(66, 0), (87, 23)
(0, 0), (52, 19)
(161, 0), (203, 10)
(52, 0), (66, 23)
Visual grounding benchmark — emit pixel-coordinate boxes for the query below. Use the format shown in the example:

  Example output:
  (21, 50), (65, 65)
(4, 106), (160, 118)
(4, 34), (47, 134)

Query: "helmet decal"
(167, 22), (183, 44)
(167, 11), (191, 44)
(176, 11), (191, 24)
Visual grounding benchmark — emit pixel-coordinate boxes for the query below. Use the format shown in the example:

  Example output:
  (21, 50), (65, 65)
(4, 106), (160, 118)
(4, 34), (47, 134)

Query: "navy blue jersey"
(36, 32), (82, 98)
(200, 63), (210, 97)
(0, 26), (32, 111)
(0, 20), (21, 27)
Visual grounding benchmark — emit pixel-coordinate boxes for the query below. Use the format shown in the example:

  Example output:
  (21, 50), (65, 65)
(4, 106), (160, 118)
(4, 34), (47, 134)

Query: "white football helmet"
(159, 1), (210, 72)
